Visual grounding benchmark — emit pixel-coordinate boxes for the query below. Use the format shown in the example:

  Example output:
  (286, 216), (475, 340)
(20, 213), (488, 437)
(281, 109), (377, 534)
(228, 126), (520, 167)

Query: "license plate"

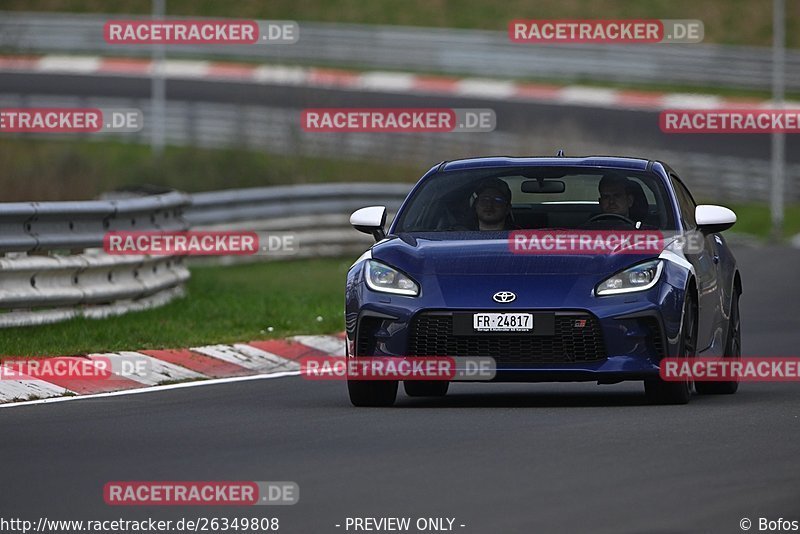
(473, 313), (533, 332)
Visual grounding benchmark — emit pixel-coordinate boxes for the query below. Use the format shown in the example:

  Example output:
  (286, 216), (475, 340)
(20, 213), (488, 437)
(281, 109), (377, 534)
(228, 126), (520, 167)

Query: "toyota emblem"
(492, 291), (516, 303)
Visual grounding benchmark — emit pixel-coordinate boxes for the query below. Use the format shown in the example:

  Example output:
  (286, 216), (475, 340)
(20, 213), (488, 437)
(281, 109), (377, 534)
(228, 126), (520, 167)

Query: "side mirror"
(695, 205), (736, 233)
(350, 206), (387, 241)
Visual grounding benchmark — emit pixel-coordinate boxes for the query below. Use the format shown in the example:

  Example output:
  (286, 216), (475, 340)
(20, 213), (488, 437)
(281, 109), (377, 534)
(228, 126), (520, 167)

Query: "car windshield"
(393, 166), (677, 233)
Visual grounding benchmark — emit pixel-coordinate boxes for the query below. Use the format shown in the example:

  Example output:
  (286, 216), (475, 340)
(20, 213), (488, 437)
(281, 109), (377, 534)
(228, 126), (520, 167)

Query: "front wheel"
(696, 291), (741, 395)
(644, 375), (692, 405)
(645, 295), (697, 405)
(347, 380), (398, 407)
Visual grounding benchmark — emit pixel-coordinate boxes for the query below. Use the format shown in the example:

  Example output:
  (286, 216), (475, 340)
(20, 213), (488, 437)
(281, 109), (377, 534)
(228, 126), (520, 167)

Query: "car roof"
(441, 156), (652, 172)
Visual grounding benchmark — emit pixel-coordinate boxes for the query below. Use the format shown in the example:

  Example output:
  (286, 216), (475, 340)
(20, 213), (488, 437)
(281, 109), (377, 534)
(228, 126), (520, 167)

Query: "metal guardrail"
(186, 185), (408, 266)
(187, 184), (409, 266)
(0, 254), (189, 328)
(0, 184), (410, 328)
(187, 183), (411, 226)
(0, 191), (189, 253)
(1, 11), (799, 91)
(0, 191), (192, 328)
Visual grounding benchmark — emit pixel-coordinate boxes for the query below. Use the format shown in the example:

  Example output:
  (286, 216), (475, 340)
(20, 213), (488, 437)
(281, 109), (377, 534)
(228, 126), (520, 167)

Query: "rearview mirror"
(350, 206), (387, 241)
(521, 180), (566, 194)
(695, 205), (736, 233)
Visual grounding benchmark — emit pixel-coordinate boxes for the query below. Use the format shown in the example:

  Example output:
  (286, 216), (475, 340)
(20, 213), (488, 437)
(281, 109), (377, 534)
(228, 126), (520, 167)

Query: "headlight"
(364, 260), (419, 296)
(595, 259), (663, 296)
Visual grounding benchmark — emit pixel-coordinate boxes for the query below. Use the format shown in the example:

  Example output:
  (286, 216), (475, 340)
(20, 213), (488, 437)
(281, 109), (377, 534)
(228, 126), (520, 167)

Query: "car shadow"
(392, 382), (742, 408)
(397, 390), (651, 408)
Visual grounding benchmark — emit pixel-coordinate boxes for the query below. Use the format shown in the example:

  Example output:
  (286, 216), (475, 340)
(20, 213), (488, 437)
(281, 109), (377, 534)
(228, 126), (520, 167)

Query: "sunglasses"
(477, 195), (509, 206)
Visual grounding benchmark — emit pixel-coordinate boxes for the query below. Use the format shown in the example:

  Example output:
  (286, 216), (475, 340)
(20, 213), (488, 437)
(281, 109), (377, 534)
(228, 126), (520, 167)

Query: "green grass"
(723, 202), (800, 238)
(0, 258), (351, 357)
(5, 0), (799, 47)
(0, 138), (419, 202)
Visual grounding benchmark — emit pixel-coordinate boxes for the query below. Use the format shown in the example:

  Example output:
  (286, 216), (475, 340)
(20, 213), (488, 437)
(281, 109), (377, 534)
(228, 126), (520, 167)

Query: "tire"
(645, 295), (696, 405)
(696, 291), (741, 395)
(347, 380), (398, 407)
(404, 380), (449, 397)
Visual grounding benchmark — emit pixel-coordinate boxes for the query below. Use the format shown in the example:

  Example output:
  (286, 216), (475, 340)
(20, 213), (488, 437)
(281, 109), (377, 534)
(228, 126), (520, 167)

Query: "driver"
(598, 174), (634, 217)
(473, 178), (515, 230)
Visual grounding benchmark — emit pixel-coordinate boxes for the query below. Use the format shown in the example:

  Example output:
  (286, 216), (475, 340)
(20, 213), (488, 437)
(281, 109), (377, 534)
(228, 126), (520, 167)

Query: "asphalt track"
(1, 244), (798, 534)
(2, 71), (799, 163)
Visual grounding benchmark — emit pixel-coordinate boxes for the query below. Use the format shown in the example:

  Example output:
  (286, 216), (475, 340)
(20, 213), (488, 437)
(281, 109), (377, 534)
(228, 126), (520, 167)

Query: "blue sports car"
(345, 155), (742, 406)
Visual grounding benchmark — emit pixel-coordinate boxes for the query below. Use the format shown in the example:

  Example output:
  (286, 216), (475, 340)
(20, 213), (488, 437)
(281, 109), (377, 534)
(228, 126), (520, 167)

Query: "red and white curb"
(0, 334), (347, 406)
(0, 54), (792, 111)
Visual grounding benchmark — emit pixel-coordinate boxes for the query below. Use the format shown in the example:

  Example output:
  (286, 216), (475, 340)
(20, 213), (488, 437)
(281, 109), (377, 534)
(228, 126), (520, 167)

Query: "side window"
(670, 175), (696, 229)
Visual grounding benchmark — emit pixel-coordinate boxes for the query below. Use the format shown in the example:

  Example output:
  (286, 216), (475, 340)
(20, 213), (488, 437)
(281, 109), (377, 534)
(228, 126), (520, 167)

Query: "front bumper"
(345, 275), (686, 383)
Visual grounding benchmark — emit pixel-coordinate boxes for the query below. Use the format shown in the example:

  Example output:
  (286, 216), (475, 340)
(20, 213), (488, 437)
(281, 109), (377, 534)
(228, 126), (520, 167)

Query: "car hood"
(372, 234), (660, 276)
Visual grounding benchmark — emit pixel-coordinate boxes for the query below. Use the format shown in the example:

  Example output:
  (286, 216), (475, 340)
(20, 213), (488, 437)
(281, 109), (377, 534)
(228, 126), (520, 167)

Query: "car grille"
(408, 311), (607, 364)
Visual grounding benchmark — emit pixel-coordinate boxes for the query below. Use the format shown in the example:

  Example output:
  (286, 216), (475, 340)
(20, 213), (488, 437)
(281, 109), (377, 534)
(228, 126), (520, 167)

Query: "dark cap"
(474, 178), (512, 202)
(598, 173), (632, 192)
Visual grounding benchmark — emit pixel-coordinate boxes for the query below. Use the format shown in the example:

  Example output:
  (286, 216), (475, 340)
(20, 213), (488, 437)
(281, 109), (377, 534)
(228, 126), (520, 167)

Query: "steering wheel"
(586, 213), (636, 226)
